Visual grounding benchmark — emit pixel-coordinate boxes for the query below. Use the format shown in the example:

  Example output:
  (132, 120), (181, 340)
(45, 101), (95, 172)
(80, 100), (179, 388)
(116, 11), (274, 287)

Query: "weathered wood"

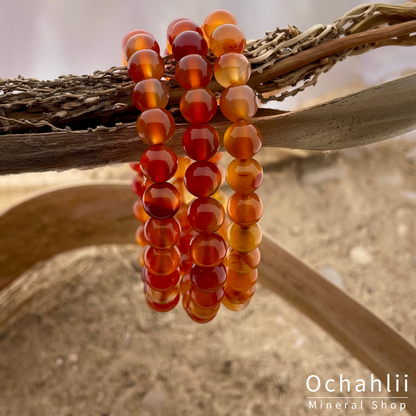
(1, 72), (416, 175)
(0, 183), (415, 414)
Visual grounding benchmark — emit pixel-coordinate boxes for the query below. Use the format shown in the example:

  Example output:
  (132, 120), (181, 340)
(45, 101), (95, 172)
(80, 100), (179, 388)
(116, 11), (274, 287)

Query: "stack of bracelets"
(122, 9), (263, 323)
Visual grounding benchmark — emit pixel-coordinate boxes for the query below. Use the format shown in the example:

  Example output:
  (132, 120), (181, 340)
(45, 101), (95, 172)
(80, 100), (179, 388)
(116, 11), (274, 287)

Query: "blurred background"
(0, 1), (416, 415)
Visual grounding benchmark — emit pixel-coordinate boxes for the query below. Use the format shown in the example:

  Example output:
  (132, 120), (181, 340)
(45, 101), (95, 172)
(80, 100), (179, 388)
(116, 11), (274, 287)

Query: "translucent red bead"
(144, 217), (181, 249)
(182, 124), (220, 161)
(132, 79), (169, 112)
(124, 34), (160, 61)
(220, 84), (258, 122)
(136, 108), (175, 145)
(172, 31), (208, 61)
(190, 233), (227, 267)
(184, 161), (222, 197)
(187, 197), (224, 233)
(140, 144), (178, 183)
(143, 182), (181, 219)
(175, 54), (212, 89)
(128, 49), (164, 83)
(180, 88), (217, 124)
(224, 122), (262, 159)
(210, 24), (246, 57)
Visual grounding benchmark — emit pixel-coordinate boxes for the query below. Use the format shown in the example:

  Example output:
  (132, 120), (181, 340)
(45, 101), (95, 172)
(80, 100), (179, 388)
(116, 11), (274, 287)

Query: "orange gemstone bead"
(144, 245), (180, 276)
(188, 197), (225, 233)
(168, 20), (203, 45)
(145, 284), (179, 303)
(220, 85), (258, 122)
(186, 299), (219, 322)
(133, 199), (150, 223)
(190, 233), (227, 267)
(180, 253), (193, 276)
(131, 174), (151, 198)
(172, 31), (208, 62)
(124, 34), (160, 61)
(135, 225), (147, 246)
(174, 156), (192, 179)
(210, 24), (246, 57)
(224, 122), (262, 159)
(180, 88), (217, 124)
(226, 267), (258, 291)
(132, 79), (169, 112)
(180, 273), (192, 295)
(214, 53), (251, 88)
(222, 295), (251, 311)
(122, 29), (153, 52)
(226, 158), (263, 193)
(167, 18), (189, 36)
(226, 247), (261, 273)
(175, 55), (213, 90)
(190, 263), (226, 292)
(145, 289), (180, 312)
(225, 284), (256, 304)
(144, 217), (181, 249)
(140, 144), (178, 183)
(136, 108), (175, 145)
(227, 192), (263, 226)
(227, 222), (262, 252)
(177, 228), (196, 254)
(203, 10), (238, 40)
(143, 182), (181, 220)
(190, 286), (224, 308)
(128, 49), (164, 83)
(143, 266), (180, 291)
(182, 124), (220, 161)
(185, 161), (222, 197)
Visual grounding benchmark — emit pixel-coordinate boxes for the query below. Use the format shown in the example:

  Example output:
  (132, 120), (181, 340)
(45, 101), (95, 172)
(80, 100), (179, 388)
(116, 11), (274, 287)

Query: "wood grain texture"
(1, 72), (416, 175)
(0, 183), (415, 414)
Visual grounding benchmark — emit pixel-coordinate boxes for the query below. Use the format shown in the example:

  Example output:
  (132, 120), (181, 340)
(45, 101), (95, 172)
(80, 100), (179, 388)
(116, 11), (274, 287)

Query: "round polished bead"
(224, 122), (262, 159)
(132, 79), (169, 112)
(143, 266), (180, 291)
(143, 182), (181, 220)
(225, 283), (256, 303)
(190, 233), (227, 267)
(168, 20), (203, 45)
(220, 85), (258, 122)
(174, 156), (192, 179)
(140, 144), (177, 183)
(226, 267), (258, 291)
(180, 273), (192, 295)
(172, 31), (208, 61)
(184, 161), (222, 197)
(210, 24), (246, 57)
(135, 225), (147, 246)
(131, 175), (153, 198)
(145, 289), (180, 312)
(133, 199), (150, 223)
(186, 299), (219, 322)
(222, 295), (251, 311)
(182, 124), (220, 161)
(214, 53), (251, 88)
(226, 158), (263, 193)
(167, 18), (189, 36)
(180, 88), (217, 124)
(175, 54), (212, 90)
(190, 286), (224, 308)
(227, 192), (263, 226)
(128, 49), (164, 83)
(145, 283), (180, 304)
(190, 263), (226, 292)
(124, 34), (160, 61)
(144, 245), (180, 276)
(144, 217), (181, 249)
(136, 108), (175, 145)
(177, 228), (196, 254)
(203, 10), (238, 40)
(188, 197), (224, 233)
(122, 29), (153, 51)
(226, 247), (261, 273)
(227, 222), (262, 252)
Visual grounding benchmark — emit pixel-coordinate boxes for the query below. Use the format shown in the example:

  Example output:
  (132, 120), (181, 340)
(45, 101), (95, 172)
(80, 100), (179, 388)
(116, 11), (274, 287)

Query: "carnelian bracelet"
(122, 9), (263, 323)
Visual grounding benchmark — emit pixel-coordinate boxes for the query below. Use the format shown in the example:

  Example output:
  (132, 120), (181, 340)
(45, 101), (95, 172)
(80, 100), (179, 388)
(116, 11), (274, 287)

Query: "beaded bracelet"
(122, 8), (263, 322)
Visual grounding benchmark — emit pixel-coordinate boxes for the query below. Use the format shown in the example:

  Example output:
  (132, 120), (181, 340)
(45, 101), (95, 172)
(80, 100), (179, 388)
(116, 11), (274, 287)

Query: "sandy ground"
(0, 138), (415, 416)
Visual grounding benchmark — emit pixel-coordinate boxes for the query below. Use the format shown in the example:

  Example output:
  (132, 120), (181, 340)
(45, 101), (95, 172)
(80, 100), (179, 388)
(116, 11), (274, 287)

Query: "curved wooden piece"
(0, 183), (415, 414)
(1, 72), (416, 175)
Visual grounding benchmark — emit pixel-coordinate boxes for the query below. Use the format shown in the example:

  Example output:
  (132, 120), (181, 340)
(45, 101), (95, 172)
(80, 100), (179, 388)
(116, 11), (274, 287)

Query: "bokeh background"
(0, 1), (416, 415)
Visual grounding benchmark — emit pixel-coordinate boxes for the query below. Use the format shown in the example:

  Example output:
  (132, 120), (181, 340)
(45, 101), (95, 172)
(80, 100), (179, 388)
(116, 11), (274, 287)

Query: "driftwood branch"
(0, 72), (415, 174)
(1, 184), (415, 414)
